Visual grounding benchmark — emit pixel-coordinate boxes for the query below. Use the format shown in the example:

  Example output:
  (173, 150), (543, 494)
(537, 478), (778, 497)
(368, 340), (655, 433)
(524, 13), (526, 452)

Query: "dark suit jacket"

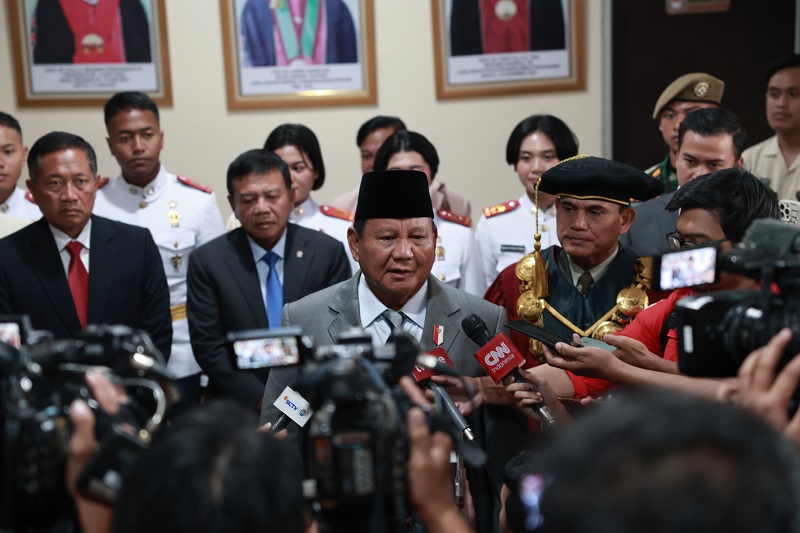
(0, 216), (172, 357)
(621, 192), (678, 257)
(260, 273), (529, 533)
(187, 223), (351, 407)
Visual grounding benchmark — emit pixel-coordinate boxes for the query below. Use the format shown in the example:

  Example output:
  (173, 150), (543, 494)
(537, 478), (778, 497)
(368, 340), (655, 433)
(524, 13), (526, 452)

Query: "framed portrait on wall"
(7, 0), (172, 107)
(432, 0), (585, 100)
(220, 0), (376, 110)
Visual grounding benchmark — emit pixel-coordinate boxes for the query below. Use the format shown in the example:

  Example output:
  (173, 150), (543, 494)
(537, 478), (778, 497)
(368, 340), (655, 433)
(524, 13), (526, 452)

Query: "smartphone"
(227, 326), (309, 369)
(653, 245), (719, 291)
(505, 320), (581, 350)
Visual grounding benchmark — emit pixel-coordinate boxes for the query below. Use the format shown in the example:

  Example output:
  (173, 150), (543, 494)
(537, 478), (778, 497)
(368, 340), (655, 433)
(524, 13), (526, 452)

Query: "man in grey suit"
(261, 169), (528, 533)
(187, 150), (350, 410)
(623, 108), (745, 257)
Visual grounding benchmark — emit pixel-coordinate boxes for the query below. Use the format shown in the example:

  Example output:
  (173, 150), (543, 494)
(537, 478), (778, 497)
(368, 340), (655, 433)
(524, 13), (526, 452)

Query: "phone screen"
(0, 322), (22, 348)
(655, 245), (718, 290)
(233, 336), (300, 369)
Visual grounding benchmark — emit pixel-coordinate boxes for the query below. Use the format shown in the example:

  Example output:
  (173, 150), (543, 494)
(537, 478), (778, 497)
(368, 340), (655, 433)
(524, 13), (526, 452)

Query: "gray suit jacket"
(621, 192), (678, 257)
(261, 272), (508, 421)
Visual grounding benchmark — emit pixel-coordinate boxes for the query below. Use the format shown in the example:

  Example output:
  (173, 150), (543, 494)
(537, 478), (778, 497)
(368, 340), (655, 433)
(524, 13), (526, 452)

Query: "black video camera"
(653, 219), (800, 379)
(0, 319), (174, 532)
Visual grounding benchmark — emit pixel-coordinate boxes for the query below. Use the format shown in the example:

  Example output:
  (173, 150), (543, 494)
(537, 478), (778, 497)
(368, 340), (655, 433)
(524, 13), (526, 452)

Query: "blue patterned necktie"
(263, 251), (283, 328)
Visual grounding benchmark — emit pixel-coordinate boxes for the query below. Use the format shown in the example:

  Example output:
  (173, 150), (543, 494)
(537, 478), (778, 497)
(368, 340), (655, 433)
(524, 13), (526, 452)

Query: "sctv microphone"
(269, 385), (314, 435)
(412, 347), (475, 441)
(461, 314), (557, 429)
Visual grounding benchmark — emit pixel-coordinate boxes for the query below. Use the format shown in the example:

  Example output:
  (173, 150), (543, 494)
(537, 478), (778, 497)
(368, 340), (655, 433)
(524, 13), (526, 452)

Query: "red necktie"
(66, 241), (89, 329)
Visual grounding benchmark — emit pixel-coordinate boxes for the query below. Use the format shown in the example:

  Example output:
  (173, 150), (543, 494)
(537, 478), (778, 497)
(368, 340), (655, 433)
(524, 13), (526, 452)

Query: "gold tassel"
(516, 173), (549, 323)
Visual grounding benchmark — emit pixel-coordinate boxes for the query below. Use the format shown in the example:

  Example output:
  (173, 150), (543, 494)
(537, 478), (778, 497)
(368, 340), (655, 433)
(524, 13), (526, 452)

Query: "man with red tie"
(0, 131), (171, 357)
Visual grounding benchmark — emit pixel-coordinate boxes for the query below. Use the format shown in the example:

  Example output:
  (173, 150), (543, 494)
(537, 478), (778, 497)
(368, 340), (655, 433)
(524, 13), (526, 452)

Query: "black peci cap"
(540, 155), (664, 205)
(354, 170), (434, 220)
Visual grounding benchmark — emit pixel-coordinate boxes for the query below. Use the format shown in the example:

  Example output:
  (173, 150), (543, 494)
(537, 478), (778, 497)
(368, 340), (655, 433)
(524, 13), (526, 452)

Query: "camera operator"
(506, 389), (800, 533)
(533, 168), (779, 399)
(65, 373), (475, 533)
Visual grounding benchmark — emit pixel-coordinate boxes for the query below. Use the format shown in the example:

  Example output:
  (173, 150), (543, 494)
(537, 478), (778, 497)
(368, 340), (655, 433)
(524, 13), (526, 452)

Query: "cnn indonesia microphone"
(412, 347), (475, 441)
(461, 314), (557, 429)
(269, 386), (314, 434)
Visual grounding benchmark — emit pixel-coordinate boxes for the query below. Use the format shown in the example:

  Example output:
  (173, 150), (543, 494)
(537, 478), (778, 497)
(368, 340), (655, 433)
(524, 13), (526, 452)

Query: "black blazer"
(187, 223), (352, 407)
(0, 216), (172, 357)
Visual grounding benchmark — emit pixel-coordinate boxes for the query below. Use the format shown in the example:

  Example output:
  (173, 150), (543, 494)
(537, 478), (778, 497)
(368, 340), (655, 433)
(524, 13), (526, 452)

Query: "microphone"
(412, 347), (475, 441)
(269, 386), (314, 435)
(460, 314), (557, 428)
(742, 218), (800, 259)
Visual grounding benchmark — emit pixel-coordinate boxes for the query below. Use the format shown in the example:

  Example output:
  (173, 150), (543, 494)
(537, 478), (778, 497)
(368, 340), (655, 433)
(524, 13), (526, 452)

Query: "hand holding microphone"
(460, 314), (557, 430)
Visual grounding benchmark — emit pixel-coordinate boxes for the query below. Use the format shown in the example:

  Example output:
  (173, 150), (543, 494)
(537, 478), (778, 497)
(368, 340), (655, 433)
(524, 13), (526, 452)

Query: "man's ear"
(347, 226), (360, 263)
(25, 179), (35, 202)
(227, 194), (236, 215)
(618, 206), (636, 235)
(736, 156), (744, 167)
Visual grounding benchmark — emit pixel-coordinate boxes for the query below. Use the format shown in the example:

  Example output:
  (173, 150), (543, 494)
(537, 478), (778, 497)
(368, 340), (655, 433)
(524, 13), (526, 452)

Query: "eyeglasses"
(666, 231), (728, 251)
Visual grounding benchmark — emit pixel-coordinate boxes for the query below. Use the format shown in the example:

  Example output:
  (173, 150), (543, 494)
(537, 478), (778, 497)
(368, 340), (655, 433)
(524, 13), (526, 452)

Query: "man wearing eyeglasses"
(623, 108), (746, 257)
(525, 168), (779, 400)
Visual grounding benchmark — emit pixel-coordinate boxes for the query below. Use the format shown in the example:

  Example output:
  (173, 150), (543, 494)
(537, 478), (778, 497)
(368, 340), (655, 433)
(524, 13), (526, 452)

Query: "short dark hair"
(27, 131), (97, 181)
(677, 108), (747, 160)
(666, 167), (779, 243)
(264, 123), (325, 190)
(372, 130), (440, 180)
(0, 111), (22, 137)
(114, 401), (305, 533)
(103, 91), (160, 127)
(226, 149), (291, 196)
(505, 115), (579, 166)
(766, 54), (800, 83)
(519, 389), (800, 533)
(356, 115), (407, 147)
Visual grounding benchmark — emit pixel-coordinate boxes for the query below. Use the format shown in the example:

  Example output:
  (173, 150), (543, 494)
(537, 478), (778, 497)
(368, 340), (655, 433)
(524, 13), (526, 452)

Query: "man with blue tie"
(187, 149), (351, 410)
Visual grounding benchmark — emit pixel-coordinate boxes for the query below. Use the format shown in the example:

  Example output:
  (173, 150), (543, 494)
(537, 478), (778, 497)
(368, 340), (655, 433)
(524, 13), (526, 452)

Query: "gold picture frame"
(220, 0), (377, 110)
(432, 0), (585, 100)
(7, 0), (172, 107)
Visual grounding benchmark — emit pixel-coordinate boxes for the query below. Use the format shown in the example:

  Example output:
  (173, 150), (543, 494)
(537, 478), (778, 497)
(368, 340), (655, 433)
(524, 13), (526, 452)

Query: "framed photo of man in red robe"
(432, 0), (585, 100)
(220, 0), (376, 110)
(8, 0), (172, 107)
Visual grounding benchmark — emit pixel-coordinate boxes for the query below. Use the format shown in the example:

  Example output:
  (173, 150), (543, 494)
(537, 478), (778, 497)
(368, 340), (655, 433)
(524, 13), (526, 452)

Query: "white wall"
(0, 0), (604, 219)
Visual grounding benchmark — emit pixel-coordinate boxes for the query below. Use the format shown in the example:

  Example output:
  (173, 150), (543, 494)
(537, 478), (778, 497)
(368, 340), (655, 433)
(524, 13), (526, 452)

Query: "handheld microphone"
(412, 347), (475, 441)
(269, 386), (314, 435)
(460, 314), (556, 428)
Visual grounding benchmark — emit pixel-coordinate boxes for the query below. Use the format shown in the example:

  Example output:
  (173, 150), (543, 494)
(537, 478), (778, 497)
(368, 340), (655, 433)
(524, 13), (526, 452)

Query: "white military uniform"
(474, 194), (559, 293)
(93, 166), (225, 378)
(432, 210), (484, 296)
(227, 196), (358, 274)
(1, 187), (41, 220)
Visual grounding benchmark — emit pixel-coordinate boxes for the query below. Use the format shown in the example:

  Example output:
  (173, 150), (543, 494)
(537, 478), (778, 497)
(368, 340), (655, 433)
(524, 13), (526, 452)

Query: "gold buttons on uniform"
(139, 201), (147, 209)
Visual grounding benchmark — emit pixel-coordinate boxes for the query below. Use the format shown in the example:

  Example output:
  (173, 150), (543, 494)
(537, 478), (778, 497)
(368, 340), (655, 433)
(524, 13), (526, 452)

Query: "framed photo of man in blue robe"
(220, 0), (376, 109)
(8, 0), (172, 107)
(432, 0), (585, 100)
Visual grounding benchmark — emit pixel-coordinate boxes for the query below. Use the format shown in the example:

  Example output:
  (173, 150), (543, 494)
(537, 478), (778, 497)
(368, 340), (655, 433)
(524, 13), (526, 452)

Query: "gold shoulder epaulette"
(437, 209), (472, 227)
(321, 204), (355, 222)
(483, 200), (519, 218)
(177, 175), (213, 194)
